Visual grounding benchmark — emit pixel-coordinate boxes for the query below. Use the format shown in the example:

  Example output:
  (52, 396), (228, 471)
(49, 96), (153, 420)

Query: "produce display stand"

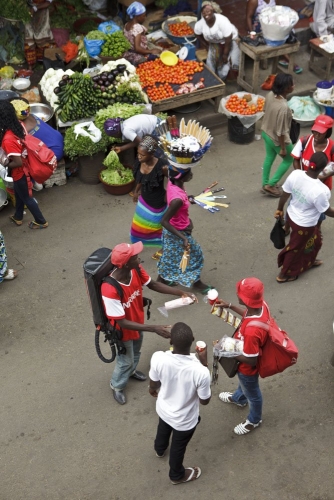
(309, 38), (334, 81)
(237, 41), (300, 94)
(149, 63), (226, 113)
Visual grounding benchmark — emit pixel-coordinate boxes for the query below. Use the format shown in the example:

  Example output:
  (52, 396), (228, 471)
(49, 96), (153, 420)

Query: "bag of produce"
(84, 37), (105, 58)
(98, 21), (121, 35)
(287, 96), (323, 121)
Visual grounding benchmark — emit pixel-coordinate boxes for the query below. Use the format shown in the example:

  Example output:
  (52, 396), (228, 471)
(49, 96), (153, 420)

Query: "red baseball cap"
(111, 242), (143, 268)
(236, 277), (264, 308)
(311, 115), (334, 134)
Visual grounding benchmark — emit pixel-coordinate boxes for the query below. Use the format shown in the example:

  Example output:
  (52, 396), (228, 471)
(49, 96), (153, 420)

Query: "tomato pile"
(136, 59), (204, 101)
(225, 94), (265, 115)
(169, 21), (194, 37)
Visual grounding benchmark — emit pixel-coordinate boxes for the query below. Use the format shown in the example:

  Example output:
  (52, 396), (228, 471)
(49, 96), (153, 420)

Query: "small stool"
(309, 38), (334, 81)
(44, 158), (67, 188)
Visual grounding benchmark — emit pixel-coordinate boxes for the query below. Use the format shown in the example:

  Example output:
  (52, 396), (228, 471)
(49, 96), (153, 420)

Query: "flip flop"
(28, 221), (48, 229)
(278, 59), (289, 67)
(312, 260), (323, 267)
(171, 467), (201, 485)
(276, 275), (298, 283)
(152, 250), (163, 260)
(9, 215), (22, 226)
(294, 65), (303, 74)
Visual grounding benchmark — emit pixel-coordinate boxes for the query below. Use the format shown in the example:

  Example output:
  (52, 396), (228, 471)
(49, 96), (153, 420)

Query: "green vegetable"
(100, 31), (131, 58)
(64, 124), (109, 160)
(101, 150), (134, 185)
(86, 30), (106, 40)
(0, 0), (31, 22)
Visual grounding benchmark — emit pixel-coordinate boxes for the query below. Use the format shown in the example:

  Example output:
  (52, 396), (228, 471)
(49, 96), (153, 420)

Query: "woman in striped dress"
(130, 136), (168, 259)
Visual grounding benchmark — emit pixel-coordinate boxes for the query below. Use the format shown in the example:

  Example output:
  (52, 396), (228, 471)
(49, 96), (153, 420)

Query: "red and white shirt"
(101, 265), (151, 342)
(291, 135), (334, 190)
(235, 302), (270, 376)
(1, 130), (26, 181)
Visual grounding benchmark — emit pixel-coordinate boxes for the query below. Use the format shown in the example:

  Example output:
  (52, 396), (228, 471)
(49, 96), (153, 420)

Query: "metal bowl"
(30, 103), (54, 122)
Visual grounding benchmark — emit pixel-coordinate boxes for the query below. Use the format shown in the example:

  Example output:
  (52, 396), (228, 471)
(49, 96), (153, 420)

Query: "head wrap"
(126, 1), (146, 19)
(139, 135), (157, 153)
(10, 99), (30, 121)
(201, 1), (222, 14)
(104, 118), (123, 137)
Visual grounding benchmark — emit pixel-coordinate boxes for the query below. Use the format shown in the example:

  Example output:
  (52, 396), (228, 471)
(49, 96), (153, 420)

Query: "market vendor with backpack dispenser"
(83, 242), (197, 406)
(208, 277), (298, 436)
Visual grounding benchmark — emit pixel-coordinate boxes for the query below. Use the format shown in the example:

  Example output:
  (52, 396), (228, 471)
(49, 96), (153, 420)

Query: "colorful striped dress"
(130, 158), (168, 247)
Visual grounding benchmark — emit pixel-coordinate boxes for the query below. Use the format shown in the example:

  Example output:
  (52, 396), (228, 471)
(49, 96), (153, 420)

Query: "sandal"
(294, 65), (303, 74)
(278, 59), (289, 67)
(263, 185), (281, 198)
(219, 392), (248, 407)
(171, 467), (201, 485)
(28, 221), (48, 230)
(3, 269), (18, 280)
(152, 250), (163, 260)
(9, 215), (22, 226)
(234, 419), (262, 435)
(276, 275), (298, 283)
(312, 260), (323, 267)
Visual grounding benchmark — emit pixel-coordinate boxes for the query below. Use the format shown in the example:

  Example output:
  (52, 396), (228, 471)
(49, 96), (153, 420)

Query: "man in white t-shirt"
(104, 114), (160, 154)
(149, 322), (211, 485)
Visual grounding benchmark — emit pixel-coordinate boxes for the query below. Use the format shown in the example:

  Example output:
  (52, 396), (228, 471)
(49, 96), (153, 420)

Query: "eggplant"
(59, 80), (67, 87)
(101, 74), (108, 81)
(67, 79), (73, 84)
(62, 74), (69, 80)
(117, 64), (126, 72)
(98, 79), (104, 86)
(54, 87), (61, 95)
(92, 75), (100, 82)
(111, 69), (119, 76)
(100, 86), (106, 92)
(93, 83), (99, 89)
(104, 80), (111, 87)
(107, 73), (115, 82)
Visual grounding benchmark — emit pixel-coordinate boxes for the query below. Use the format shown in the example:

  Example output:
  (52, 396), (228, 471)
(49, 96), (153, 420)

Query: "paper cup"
(196, 341), (206, 352)
(207, 288), (218, 305)
(250, 31), (256, 39)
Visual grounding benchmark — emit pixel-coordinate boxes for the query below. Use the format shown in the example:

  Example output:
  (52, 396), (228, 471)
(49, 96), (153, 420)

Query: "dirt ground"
(1, 98), (334, 500)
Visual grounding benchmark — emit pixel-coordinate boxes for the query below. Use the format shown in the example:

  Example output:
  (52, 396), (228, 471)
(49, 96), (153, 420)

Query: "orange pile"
(169, 21), (194, 37)
(136, 59), (204, 87)
(225, 94), (265, 115)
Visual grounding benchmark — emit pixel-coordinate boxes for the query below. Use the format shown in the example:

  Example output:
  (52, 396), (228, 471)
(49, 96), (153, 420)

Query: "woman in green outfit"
(261, 73), (294, 197)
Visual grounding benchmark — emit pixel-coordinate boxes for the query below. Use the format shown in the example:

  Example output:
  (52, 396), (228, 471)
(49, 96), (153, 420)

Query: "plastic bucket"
(316, 81), (332, 100)
(263, 37), (288, 47)
(228, 117), (255, 144)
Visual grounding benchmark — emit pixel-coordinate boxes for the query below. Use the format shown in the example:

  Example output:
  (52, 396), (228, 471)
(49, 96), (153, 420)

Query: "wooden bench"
(237, 41), (300, 93)
(309, 37), (334, 81)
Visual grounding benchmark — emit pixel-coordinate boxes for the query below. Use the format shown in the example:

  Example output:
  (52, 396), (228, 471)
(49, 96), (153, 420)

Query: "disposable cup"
(250, 31), (256, 39)
(196, 341), (206, 352)
(207, 289), (218, 305)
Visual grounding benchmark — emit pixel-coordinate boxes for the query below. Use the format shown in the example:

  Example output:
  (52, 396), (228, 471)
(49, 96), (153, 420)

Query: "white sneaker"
(33, 182), (43, 191)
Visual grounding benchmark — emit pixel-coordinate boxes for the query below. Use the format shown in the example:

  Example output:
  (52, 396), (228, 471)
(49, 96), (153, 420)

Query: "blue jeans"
(231, 372), (262, 424)
(110, 332), (143, 391)
(14, 175), (46, 224)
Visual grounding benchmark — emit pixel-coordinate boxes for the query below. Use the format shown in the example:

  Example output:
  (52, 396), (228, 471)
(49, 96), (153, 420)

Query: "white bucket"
(316, 81), (333, 100)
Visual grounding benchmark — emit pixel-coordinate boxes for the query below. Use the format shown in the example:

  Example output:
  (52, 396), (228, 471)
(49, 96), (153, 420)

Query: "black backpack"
(83, 247), (151, 363)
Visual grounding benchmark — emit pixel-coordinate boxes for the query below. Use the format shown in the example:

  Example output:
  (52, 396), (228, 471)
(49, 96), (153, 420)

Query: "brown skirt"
(277, 214), (322, 277)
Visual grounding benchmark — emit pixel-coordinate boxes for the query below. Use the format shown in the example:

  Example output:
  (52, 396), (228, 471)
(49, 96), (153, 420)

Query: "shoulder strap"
(103, 275), (124, 301)
(247, 320), (269, 331)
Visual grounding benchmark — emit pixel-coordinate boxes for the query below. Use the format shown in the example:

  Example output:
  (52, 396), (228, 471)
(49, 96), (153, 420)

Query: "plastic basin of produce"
(160, 51), (178, 66)
(162, 16), (197, 46)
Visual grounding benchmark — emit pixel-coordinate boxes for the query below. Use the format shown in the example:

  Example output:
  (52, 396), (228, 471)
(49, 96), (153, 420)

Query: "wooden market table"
(237, 41), (300, 94)
(150, 63), (226, 114)
(309, 38), (334, 81)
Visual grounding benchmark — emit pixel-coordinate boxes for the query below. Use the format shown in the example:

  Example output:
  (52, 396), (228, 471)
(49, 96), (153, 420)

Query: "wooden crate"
(150, 63), (226, 113)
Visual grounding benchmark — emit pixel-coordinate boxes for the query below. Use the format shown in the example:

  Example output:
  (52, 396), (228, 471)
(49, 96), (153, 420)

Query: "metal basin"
(30, 103), (54, 122)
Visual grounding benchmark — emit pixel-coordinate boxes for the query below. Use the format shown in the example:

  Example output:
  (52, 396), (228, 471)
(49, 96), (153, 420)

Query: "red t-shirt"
(291, 135), (334, 190)
(101, 265), (151, 342)
(235, 302), (270, 376)
(1, 130), (26, 181)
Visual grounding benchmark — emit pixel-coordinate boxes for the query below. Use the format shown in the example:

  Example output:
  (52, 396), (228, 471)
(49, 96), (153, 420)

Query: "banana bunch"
(179, 250), (190, 273)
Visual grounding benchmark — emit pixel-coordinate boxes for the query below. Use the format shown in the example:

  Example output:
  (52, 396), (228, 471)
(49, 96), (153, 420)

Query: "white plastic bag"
(213, 335), (244, 358)
(218, 92), (265, 128)
(287, 96), (323, 120)
(82, 0), (107, 10)
(74, 121), (102, 143)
